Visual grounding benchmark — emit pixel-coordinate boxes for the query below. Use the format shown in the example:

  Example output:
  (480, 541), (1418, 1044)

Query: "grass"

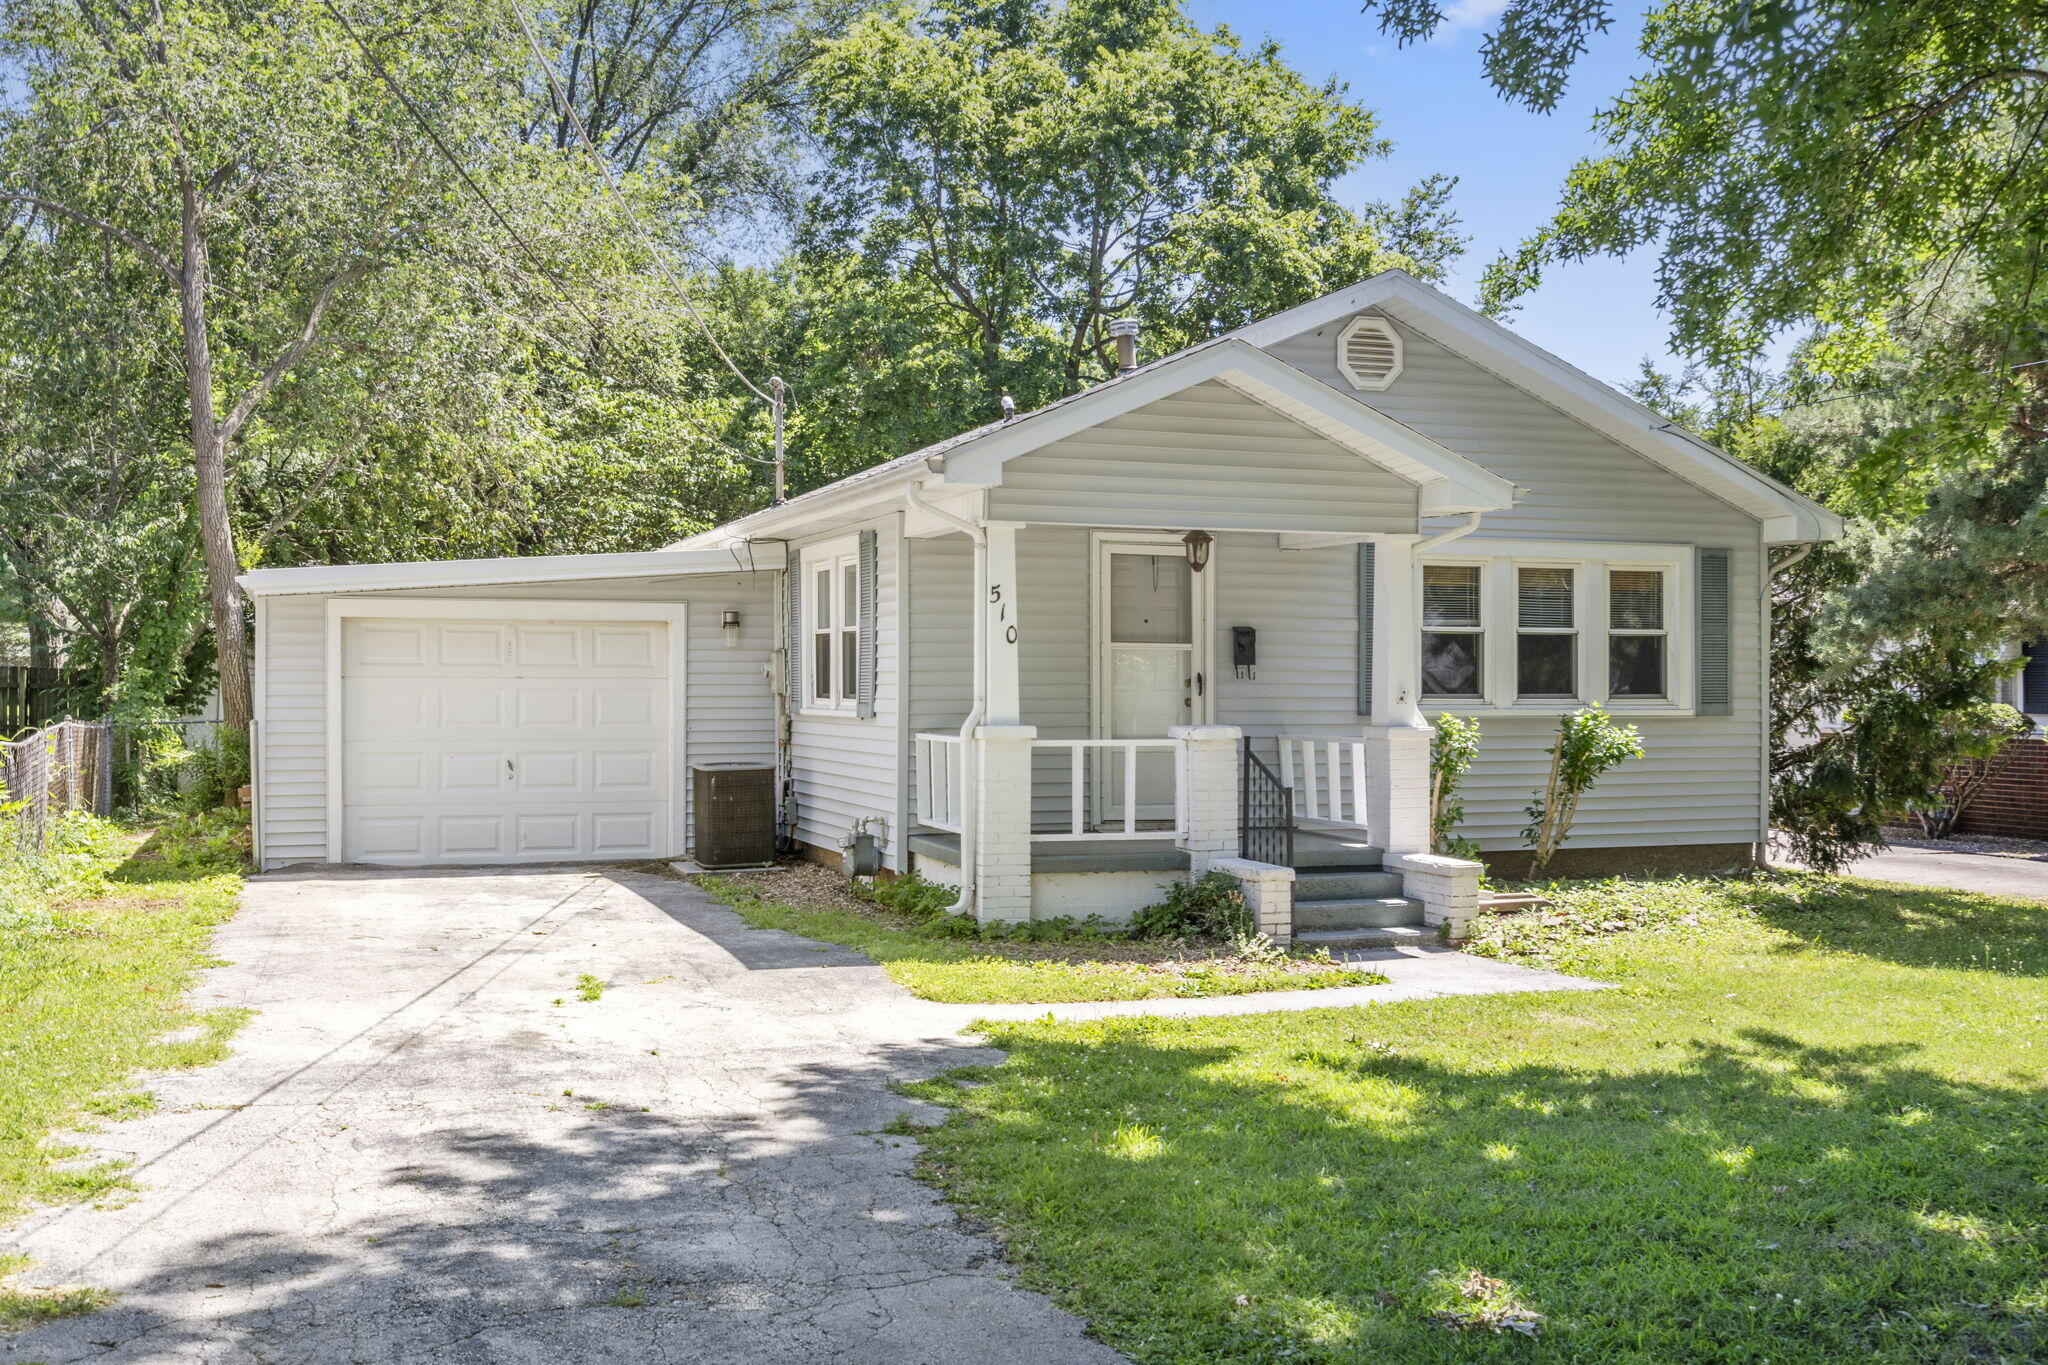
(0, 808), (249, 1331)
(576, 972), (606, 1002)
(697, 867), (1386, 1004)
(901, 873), (2047, 1362)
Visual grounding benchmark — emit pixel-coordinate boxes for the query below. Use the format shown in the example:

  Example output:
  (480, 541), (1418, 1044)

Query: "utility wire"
(318, 3), (775, 471)
(509, 2), (775, 407)
(318, 0), (607, 341)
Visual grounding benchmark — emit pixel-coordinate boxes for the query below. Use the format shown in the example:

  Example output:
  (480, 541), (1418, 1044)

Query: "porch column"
(983, 522), (1023, 725)
(972, 723), (1036, 923)
(1372, 533), (1425, 728)
(968, 522), (1033, 922)
(1171, 724), (1241, 874)
(1363, 724), (1432, 857)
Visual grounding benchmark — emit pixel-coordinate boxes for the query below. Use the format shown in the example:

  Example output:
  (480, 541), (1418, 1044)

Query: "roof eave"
(238, 545), (781, 598)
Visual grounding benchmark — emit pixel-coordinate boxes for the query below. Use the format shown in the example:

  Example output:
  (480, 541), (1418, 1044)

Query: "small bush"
(178, 729), (250, 811)
(863, 870), (959, 921)
(1131, 872), (1264, 953)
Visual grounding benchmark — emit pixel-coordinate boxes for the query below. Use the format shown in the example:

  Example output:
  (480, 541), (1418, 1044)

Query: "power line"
(508, 2), (776, 407)
(320, 3), (776, 472)
(318, 0), (607, 341)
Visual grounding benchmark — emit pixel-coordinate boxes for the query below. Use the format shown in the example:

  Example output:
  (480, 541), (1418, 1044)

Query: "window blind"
(1518, 567), (1574, 629)
(1423, 564), (1482, 628)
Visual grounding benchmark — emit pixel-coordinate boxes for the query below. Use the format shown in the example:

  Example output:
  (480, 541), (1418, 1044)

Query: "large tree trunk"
(177, 190), (253, 733)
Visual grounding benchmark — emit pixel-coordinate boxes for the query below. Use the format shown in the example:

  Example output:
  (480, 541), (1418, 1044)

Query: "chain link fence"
(0, 719), (114, 857)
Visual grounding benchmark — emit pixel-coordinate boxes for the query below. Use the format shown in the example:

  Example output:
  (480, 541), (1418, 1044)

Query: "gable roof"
(677, 269), (1841, 551)
(673, 335), (1517, 550)
(1230, 271), (1843, 544)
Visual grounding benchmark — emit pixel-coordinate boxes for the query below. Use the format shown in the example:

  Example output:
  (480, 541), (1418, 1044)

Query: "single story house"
(239, 271), (1841, 943)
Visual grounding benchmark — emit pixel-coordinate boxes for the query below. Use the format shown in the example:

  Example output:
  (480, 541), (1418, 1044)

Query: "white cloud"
(1438, 0), (1511, 34)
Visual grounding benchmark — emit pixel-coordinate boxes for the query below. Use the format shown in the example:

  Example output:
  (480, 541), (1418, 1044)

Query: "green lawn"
(0, 810), (249, 1331)
(698, 871), (1386, 1004)
(903, 874), (2047, 1362)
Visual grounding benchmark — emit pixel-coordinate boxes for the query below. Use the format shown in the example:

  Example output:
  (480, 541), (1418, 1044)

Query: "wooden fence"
(1, 665), (66, 737)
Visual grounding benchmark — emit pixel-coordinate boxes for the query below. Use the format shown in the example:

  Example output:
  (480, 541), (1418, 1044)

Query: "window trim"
(799, 537), (869, 717)
(1606, 566), (1670, 700)
(1417, 540), (1695, 715)
(1421, 562), (1487, 701)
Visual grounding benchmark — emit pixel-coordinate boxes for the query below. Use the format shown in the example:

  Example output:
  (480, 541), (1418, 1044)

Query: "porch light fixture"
(1182, 530), (1213, 573)
(722, 608), (742, 647)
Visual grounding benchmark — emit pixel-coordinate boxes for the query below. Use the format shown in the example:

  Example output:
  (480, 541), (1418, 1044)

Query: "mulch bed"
(678, 859), (1358, 979)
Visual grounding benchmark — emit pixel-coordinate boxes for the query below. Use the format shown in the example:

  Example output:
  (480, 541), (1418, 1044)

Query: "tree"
(788, 0), (1462, 474)
(0, 0), (583, 730)
(1522, 706), (1642, 875)
(1360, 0), (2048, 390)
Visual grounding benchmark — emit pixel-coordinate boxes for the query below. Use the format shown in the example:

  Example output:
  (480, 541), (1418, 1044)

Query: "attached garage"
(240, 549), (782, 872)
(335, 604), (683, 865)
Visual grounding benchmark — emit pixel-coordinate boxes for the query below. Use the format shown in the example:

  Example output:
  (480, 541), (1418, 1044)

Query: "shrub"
(1131, 872), (1265, 953)
(183, 729), (250, 812)
(863, 870), (959, 921)
(1429, 714), (1481, 855)
(1523, 707), (1645, 874)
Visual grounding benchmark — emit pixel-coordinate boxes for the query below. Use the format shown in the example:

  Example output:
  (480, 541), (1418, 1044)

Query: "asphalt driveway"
(3, 866), (1124, 1364)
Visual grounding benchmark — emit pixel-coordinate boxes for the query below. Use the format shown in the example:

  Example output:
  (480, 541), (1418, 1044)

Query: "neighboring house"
(238, 271), (1841, 941)
(1960, 640), (2048, 838)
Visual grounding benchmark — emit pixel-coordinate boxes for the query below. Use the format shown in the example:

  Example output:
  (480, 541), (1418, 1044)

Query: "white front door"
(1098, 542), (1210, 822)
(339, 616), (675, 865)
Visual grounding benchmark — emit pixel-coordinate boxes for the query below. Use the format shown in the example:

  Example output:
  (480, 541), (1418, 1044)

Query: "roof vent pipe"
(1109, 317), (1140, 375)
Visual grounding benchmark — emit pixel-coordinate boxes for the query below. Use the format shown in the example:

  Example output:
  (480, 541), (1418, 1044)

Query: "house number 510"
(989, 584), (1018, 644)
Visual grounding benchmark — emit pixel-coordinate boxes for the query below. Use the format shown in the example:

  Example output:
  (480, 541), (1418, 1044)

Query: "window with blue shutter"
(1356, 541), (1375, 716)
(1695, 548), (1732, 716)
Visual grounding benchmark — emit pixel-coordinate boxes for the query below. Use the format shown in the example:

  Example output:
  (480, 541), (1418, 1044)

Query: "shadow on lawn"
(930, 1020), (2045, 1363)
(1744, 876), (2048, 976)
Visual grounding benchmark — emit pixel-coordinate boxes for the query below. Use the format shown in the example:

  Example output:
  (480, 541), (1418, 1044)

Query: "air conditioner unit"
(692, 763), (776, 868)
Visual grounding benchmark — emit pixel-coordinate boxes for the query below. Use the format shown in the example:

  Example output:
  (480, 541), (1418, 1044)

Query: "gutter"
(905, 481), (987, 917)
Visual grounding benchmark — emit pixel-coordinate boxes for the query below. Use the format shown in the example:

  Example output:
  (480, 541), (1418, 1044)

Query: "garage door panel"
(341, 616), (674, 865)
(513, 625), (581, 668)
(592, 686), (659, 730)
(436, 625), (504, 667)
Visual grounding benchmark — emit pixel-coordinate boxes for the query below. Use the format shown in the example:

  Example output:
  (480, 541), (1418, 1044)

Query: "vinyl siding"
(788, 515), (902, 862)
(250, 572), (776, 869)
(255, 594), (329, 868)
(1264, 309), (1768, 851)
(987, 379), (1417, 533)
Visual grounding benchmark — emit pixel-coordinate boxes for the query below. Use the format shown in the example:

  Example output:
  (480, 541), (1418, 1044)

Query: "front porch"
(902, 716), (1477, 941)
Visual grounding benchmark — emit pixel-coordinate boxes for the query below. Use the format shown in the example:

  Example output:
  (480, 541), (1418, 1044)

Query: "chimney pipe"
(1109, 317), (1140, 376)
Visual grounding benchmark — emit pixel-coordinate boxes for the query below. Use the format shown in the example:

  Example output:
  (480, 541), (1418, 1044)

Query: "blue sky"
(1189, 0), (1671, 389)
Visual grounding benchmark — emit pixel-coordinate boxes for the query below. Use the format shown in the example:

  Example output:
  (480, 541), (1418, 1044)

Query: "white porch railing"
(914, 733), (965, 833)
(1277, 733), (1371, 829)
(1033, 738), (1181, 840)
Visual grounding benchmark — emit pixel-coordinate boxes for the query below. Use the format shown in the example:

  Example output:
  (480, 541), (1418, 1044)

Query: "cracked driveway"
(2, 866), (1125, 1364)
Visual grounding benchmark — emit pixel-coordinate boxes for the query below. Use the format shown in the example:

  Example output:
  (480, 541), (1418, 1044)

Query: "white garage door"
(340, 616), (675, 865)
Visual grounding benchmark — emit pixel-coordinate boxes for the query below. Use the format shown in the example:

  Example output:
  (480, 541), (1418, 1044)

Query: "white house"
(239, 271), (1840, 943)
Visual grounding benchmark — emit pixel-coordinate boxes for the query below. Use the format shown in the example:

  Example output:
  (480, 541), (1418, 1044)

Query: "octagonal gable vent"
(1337, 315), (1403, 391)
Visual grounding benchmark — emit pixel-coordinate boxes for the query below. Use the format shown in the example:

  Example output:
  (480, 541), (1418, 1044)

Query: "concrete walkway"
(3, 867), (1592, 1364)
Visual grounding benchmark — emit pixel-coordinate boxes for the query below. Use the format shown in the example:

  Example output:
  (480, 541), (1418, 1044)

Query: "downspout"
(1415, 511), (1483, 554)
(1759, 541), (1814, 866)
(905, 481), (987, 916)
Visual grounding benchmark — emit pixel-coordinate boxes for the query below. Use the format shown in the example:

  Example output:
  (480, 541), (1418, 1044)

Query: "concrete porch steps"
(1294, 895), (1427, 930)
(1292, 868), (1406, 900)
(1295, 924), (1438, 950)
